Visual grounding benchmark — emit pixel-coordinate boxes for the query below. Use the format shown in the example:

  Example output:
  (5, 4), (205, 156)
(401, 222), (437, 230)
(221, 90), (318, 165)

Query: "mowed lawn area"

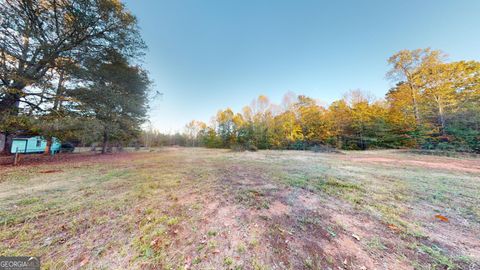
(0, 148), (479, 270)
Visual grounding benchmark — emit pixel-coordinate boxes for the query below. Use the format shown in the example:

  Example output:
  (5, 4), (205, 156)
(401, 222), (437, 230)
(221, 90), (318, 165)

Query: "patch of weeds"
(344, 193), (364, 205)
(207, 230), (217, 237)
(192, 257), (202, 264)
(167, 193), (178, 201)
(366, 236), (386, 251)
(224, 256), (234, 266)
(1, 169), (38, 183)
(455, 255), (473, 264)
(147, 181), (161, 190)
(297, 217), (314, 231)
(303, 257), (314, 269)
(17, 197), (40, 206)
(191, 203), (202, 210)
(68, 218), (83, 235)
(284, 175), (365, 202)
(407, 227), (427, 239)
(0, 211), (18, 226)
(251, 258), (268, 270)
(249, 237), (259, 248)
(316, 177), (363, 195)
(133, 210), (183, 265)
(285, 174), (309, 189)
(461, 205), (480, 223)
(393, 192), (408, 201)
(236, 243), (246, 253)
(326, 226), (337, 237)
(235, 189), (269, 210)
(369, 203), (409, 232)
(297, 215), (320, 226)
(207, 239), (217, 250)
(99, 168), (132, 183)
(94, 215), (110, 225)
(261, 200), (270, 209)
(196, 243), (205, 252)
(144, 208), (154, 215)
(431, 191), (448, 204)
(166, 217), (179, 226)
(414, 243), (455, 269)
(133, 183), (155, 199)
(325, 256), (334, 265)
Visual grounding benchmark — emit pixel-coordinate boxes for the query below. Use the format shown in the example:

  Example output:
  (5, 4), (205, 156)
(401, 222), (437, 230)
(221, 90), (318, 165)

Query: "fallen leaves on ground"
(434, 214), (449, 222)
(387, 224), (401, 233)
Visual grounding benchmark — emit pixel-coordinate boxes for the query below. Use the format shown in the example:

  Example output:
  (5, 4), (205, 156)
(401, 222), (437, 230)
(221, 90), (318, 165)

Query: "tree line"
(0, 0), (150, 154)
(177, 49), (479, 153)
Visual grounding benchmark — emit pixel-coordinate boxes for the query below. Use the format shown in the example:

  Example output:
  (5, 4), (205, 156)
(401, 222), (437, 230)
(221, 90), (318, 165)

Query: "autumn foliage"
(185, 49), (480, 152)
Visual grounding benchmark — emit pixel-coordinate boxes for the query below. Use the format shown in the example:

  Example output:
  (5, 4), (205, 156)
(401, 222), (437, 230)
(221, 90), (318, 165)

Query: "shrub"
(230, 144), (246, 152)
(231, 142), (258, 152)
(248, 144), (258, 152)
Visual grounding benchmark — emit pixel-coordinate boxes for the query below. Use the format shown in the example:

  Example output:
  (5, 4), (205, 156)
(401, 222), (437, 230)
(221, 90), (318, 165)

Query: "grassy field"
(0, 148), (479, 270)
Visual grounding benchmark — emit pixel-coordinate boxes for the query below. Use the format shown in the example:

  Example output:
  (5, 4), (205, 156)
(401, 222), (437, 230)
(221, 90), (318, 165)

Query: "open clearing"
(0, 148), (479, 270)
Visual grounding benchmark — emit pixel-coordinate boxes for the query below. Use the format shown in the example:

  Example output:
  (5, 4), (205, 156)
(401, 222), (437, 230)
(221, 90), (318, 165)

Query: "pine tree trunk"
(102, 130), (108, 154)
(44, 137), (52, 155)
(1, 133), (13, 155)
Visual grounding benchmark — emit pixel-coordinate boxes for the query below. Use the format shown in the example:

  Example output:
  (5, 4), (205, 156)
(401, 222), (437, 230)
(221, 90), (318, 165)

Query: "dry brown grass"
(0, 147), (479, 269)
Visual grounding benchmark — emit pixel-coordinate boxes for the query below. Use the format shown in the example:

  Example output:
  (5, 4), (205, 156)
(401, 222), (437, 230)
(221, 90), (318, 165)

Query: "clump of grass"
(236, 243), (246, 253)
(224, 256), (234, 266)
(326, 227), (337, 238)
(303, 257), (314, 269)
(249, 237), (259, 247)
(251, 258), (268, 270)
(133, 210), (183, 266)
(283, 174), (310, 189)
(316, 177), (362, 194)
(166, 217), (179, 226)
(235, 189), (270, 210)
(207, 239), (217, 250)
(282, 174), (363, 197)
(366, 236), (386, 251)
(412, 243), (456, 269)
(17, 197), (40, 206)
(192, 257), (202, 264)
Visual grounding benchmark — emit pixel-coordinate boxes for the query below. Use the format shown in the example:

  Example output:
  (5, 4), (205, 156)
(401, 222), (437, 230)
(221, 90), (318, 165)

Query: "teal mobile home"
(11, 136), (61, 154)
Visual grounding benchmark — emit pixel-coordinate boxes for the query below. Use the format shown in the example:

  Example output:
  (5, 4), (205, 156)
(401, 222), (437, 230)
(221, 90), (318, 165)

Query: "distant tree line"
(140, 129), (188, 148)
(0, 0), (150, 154)
(182, 49), (480, 153)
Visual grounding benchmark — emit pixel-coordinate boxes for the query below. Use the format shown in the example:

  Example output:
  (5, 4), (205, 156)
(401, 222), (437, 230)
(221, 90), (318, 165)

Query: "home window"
(36, 139), (41, 147)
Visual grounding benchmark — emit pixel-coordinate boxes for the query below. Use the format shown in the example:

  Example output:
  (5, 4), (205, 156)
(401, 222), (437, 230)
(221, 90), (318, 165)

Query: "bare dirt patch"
(346, 153), (480, 173)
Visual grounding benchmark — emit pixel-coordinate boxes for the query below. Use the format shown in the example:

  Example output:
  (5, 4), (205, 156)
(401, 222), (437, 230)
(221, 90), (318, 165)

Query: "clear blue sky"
(123, 0), (480, 133)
